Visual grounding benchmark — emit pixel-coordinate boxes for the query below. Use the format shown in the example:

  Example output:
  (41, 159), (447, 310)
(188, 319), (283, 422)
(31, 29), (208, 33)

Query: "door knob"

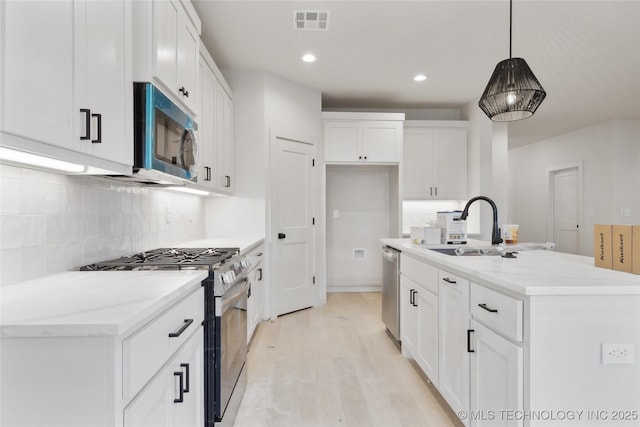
(278, 233), (286, 239)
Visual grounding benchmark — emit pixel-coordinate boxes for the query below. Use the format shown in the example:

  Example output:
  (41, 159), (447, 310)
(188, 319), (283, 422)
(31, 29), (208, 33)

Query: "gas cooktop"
(79, 247), (240, 271)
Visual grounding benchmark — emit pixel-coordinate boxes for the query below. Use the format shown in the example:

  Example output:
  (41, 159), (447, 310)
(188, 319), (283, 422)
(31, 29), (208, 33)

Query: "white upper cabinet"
(196, 44), (234, 195)
(133, 0), (201, 115)
(403, 121), (468, 200)
(323, 112), (404, 163)
(152, 0), (199, 114)
(1, 0), (132, 169)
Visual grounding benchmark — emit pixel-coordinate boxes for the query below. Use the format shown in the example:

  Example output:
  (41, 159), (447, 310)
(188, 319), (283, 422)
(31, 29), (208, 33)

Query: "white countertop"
(0, 270), (207, 338)
(382, 239), (640, 297)
(176, 237), (264, 254)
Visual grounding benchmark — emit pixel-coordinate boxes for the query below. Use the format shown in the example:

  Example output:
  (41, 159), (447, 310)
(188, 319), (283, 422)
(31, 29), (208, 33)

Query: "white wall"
(461, 100), (508, 241)
(326, 166), (393, 291)
(204, 70), (322, 238)
(508, 118), (640, 256)
(0, 165), (205, 286)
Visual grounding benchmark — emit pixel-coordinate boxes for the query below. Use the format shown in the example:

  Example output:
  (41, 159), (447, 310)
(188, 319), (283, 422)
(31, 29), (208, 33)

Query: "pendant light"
(478, 0), (546, 121)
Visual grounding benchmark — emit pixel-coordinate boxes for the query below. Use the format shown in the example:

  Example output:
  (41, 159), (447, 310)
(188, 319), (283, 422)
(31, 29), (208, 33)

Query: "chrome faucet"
(460, 196), (503, 245)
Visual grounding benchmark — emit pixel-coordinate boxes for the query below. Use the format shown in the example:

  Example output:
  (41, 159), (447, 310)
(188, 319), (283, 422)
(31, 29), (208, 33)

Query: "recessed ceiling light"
(414, 74), (427, 82)
(302, 54), (316, 63)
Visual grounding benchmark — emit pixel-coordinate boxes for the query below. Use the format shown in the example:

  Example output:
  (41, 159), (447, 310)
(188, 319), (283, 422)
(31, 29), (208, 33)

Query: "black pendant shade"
(478, 57), (546, 122)
(478, 0), (546, 122)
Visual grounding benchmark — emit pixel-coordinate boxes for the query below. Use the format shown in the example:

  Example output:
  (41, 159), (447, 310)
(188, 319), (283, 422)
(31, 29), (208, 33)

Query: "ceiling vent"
(293, 10), (330, 31)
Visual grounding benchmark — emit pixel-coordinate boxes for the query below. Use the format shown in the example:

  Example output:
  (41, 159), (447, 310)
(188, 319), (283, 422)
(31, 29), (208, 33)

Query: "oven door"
(216, 277), (248, 421)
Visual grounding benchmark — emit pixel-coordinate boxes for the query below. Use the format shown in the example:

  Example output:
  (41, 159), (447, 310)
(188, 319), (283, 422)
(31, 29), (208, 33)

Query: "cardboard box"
(633, 225), (640, 275)
(612, 225), (633, 273)
(593, 224), (612, 269)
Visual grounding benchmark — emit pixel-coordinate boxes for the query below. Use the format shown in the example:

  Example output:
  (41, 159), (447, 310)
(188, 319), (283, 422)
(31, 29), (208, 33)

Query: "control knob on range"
(221, 270), (236, 284)
(240, 257), (252, 268)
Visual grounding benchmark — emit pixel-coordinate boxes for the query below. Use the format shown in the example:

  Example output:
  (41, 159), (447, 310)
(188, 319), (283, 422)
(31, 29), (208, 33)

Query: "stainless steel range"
(81, 247), (250, 427)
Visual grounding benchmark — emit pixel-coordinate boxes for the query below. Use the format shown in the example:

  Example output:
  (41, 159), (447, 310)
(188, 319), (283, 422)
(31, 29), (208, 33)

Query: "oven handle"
(221, 277), (249, 315)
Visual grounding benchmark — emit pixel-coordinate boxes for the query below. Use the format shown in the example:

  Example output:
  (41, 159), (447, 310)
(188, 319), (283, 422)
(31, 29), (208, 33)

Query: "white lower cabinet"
(247, 246), (265, 343)
(400, 254), (439, 385)
(438, 269), (470, 425)
(469, 319), (524, 427)
(124, 325), (204, 427)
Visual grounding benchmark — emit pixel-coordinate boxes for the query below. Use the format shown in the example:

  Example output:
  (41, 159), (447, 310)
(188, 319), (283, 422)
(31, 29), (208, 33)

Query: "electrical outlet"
(333, 209), (340, 218)
(621, 208), (632, 217)
(602, 343), (635, 364)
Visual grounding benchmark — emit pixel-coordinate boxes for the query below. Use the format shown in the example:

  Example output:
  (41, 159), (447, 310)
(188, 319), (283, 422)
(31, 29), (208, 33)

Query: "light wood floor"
(234, 292), (463, 427)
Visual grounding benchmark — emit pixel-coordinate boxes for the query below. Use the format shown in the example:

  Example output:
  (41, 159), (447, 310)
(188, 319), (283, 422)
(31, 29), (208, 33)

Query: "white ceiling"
(192, 1), (640, 147)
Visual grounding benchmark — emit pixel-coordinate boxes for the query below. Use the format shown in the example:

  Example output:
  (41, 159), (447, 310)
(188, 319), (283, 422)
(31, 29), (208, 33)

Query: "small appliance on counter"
(437, 211), (467, 244)
(410, 225), (442, 245)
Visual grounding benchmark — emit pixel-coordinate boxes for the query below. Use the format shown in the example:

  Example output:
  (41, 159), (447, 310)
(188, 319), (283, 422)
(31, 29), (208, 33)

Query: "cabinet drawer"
(123, 286), (204, 401)
(471, 283), (523, 342)
(401, 254), (438, 295)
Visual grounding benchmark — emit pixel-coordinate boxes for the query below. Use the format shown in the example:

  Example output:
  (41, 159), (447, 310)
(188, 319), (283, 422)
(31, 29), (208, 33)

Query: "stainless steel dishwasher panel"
(381, 245), (400, 341)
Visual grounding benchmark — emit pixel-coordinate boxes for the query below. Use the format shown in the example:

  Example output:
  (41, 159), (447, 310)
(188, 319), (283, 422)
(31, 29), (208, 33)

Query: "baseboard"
(327, 285), (382, 293)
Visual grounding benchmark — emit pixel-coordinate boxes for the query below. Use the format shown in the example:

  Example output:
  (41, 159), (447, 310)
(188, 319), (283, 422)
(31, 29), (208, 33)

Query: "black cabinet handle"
(184, 89), (189, 98)
(258, 268), (263, 281)
(173, 371), (184, 403)
(435, 187), (438, 196)
(204, 166), (211, 181)
(430, 187), (433, 196)
(179, 86), (186, 96)
(180, 363), (190, 393)
(410, 289), (416, 306)
(80, 109), (91, 140)
(278, 233), (286, 239)
(358, 156), (362, 160)
(364, 156), (367, 160)
(168, 319), (194, 337)
(467, 329), (475, 353)
(478, 303), (498, 313)
(91, 113), (102, 143)
(225, 175), (231, 187)
(442, 277), (457, 284)
(248, 283), (252, 298)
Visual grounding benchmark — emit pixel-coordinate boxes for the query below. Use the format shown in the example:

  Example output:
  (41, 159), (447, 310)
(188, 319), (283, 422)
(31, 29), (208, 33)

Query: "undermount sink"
(428, 248), (483, 256)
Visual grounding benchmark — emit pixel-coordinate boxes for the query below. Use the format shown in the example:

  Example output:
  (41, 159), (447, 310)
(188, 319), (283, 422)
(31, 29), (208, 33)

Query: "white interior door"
(270, 134), (315, 317)
(552, 168), (579, 254)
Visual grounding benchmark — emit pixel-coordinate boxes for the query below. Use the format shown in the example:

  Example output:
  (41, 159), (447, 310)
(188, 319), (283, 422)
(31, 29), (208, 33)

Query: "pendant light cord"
(509, 0), (513, 58)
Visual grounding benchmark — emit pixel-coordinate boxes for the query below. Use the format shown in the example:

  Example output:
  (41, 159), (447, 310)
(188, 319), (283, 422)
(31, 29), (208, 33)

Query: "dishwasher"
(381, 245), (401, 342)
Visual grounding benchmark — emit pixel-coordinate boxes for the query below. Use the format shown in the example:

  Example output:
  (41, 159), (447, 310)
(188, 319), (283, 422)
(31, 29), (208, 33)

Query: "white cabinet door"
(403, 124), (468, 200)
(1, 0), (77, 149)
(362, 121), (401, 162)
(80, 0), (130, 165)
(433, 129), (467, 200)
(213, 82), (234, 193)
(416, 288), (439, 387)
(153, 0), (198, 114)
(324, 121), (361, 162)
(197, 57), (217, 188)
(324, 120), (401, 163)
(403, 128), (436, 199)
(400, 276), (419, 358)
(470, 320), (523, 427)
(438, 270), (470, 425)
(177, 16), (199, 113)
(125, 326), (204, 427)
(153, 0), (179, 96)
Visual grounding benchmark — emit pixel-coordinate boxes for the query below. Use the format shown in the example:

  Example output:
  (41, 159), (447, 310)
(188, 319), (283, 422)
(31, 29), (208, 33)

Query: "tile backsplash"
(0, 165), (205, 286)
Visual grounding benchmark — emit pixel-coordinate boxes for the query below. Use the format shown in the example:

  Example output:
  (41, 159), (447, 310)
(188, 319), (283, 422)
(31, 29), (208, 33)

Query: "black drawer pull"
(80, 109), (91, 140)
(442, 277), (457, 284)
(168, 319), (194, 337)
(258, 267), (263, 281)
(173, 371), (184, 403)
(91, 113), (102, 143)
(478, 303), (498, 313)
(467, 329), (475, 353)
(180, 363), (190, 393)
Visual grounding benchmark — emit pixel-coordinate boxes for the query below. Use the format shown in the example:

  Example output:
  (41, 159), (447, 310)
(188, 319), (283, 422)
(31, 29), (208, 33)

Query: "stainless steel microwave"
(133, 82), (198, 183)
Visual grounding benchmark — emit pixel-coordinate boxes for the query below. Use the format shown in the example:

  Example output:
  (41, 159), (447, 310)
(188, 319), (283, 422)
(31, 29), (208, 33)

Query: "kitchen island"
(382, 238), (640, 427)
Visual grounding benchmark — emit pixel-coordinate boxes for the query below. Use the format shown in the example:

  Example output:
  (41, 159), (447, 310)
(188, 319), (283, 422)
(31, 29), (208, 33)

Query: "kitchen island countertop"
(382, 238), (640, 297)
(0, 270), (207, 338)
